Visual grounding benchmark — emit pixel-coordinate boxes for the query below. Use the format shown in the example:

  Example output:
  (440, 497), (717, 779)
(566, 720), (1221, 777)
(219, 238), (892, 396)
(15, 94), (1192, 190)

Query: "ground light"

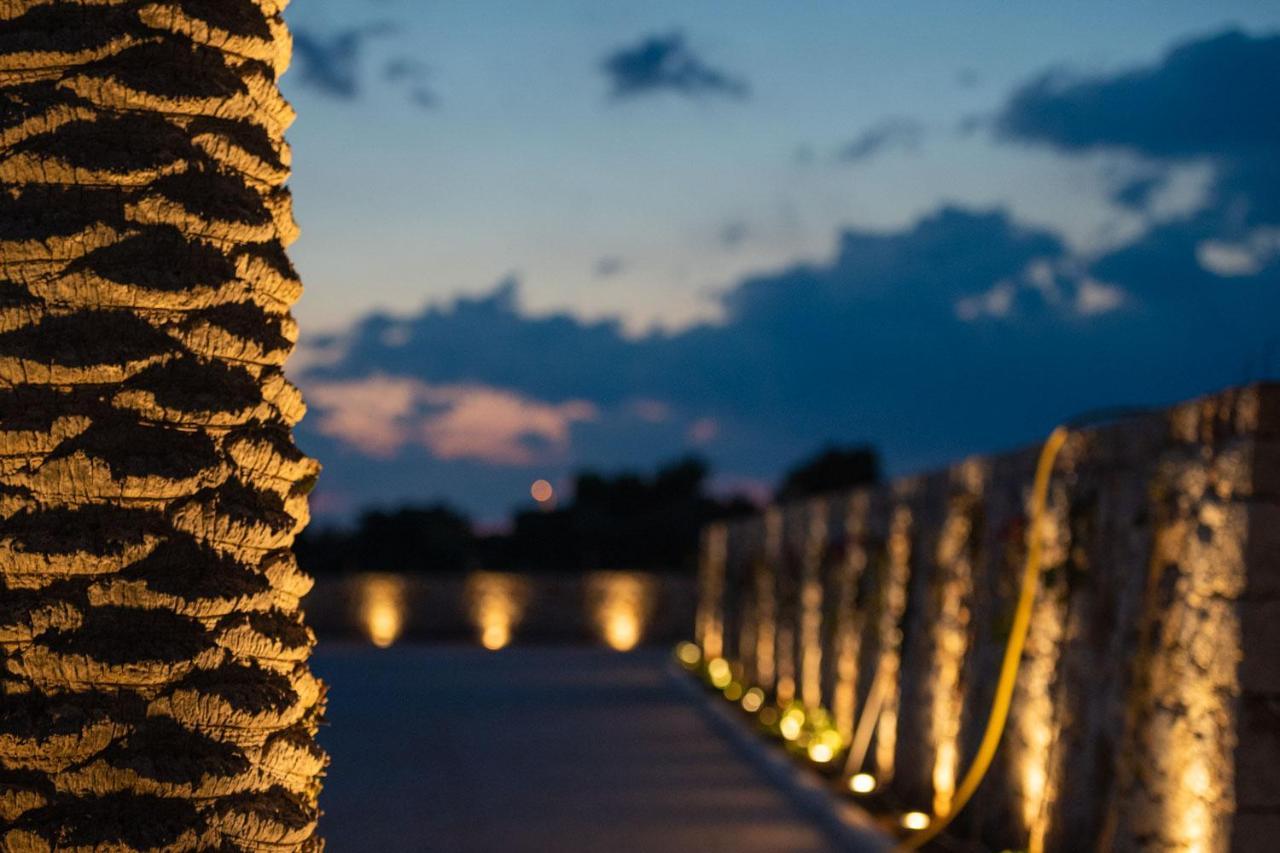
(357, 575), (407, 648)
(707, 657), (733, 689)
(778, 706), (806, 741)
(675, 642), (701, 668)
(805, 729), (843, 765)
(741, 687), (765, 713)
(848, 773), (877, 794)
(723, 681), (744, 702)
(900, 812), (931, 831)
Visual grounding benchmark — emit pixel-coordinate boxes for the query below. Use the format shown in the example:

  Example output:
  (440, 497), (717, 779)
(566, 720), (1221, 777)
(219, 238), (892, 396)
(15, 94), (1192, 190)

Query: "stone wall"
(694, 384), (1280, 852)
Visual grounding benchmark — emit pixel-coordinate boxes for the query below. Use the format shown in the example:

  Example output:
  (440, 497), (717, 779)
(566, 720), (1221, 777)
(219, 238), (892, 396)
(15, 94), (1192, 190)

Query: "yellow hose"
(895, 425), (1070, 852)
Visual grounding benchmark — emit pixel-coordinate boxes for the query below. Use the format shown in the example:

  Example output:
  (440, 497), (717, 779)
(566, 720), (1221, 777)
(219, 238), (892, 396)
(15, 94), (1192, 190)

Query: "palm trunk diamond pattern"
(0, 1), (325, 849)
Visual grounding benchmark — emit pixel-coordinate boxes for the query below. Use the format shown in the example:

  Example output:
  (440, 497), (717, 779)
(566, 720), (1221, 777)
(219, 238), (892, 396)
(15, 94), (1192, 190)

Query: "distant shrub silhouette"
(777, 445), (881, 501)
(297, 456), (757, 575)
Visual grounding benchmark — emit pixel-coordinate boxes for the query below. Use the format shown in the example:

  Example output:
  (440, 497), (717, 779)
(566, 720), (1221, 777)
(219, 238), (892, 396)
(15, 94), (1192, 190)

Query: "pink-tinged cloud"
(628, 398), (672, 423)
(306, 375), (597, 465)
(687, 417), (719, 445)
(416, 384), (597, 465)
(305, 374), (419, 457)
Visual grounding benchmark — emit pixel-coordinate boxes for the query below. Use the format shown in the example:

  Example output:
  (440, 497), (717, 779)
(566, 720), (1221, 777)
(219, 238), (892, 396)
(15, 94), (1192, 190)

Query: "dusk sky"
(279, 2), (1280, 522)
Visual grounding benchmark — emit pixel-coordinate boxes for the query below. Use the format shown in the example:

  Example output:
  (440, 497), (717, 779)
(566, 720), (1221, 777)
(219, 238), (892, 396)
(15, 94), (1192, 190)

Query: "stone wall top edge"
(717, 383), (1279, 528)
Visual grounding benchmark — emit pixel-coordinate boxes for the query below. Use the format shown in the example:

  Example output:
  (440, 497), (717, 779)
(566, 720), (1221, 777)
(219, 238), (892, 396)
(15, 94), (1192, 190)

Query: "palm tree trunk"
(0, 1), (325, 849)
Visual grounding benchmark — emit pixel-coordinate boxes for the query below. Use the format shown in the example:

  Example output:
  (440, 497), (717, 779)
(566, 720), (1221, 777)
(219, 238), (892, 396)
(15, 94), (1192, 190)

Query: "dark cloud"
(998, 30), (1280, 161)
(601, 32), (749, 100)
(998, 29), (1280, 230)
(384, 57), (437, 108)
(289, 24), (435, 109)
(299, 206), (1274, 519)
(838, 117), (925, 163)
(291, 23), (394, 98)
(999, 26), (1280, 285)
(719, 221), (748, 248)
(594, 257), (625, 278)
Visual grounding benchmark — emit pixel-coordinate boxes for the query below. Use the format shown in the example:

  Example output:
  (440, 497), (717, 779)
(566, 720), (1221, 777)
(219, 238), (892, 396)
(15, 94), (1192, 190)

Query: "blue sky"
(279, 2), (1280, 521)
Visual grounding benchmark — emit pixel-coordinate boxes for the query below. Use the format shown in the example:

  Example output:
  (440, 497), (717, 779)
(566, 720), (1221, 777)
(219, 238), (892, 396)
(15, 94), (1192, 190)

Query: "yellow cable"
(895, 425), (1070, 852)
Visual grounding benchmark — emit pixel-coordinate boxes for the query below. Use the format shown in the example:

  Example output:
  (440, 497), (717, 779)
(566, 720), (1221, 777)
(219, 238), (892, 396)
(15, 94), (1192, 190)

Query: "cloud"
(719, 221), (749, 248)
(998, 30), (1280, 162)
(307, 375), (597, 465)
(601, 32), (748, 100)
(838, 117), (925, 164)
(1196, 227), (1280, 277)
(686, 418), (719, 445)
(1074, 278), (1126, 315)
(291, 24), (394, 98)
(954, 281), (1016, 321)
(998, 27), (1280, 306)
(594, 256), (625, 278)
(1110, 173), (1165, 210)
(305, 374), (418, 456)
(627, 399), (671, 424)
(998, 29), (1280, 230)
(384, 57), (437, 108)
(298, 208), (1068, 515)
(294, 29), (1280, 521)
(290, 24), (436, 109)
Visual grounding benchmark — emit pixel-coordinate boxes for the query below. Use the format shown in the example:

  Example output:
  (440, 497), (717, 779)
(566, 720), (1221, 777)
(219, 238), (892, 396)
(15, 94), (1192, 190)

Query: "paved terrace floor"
(313, 645), (844, 852)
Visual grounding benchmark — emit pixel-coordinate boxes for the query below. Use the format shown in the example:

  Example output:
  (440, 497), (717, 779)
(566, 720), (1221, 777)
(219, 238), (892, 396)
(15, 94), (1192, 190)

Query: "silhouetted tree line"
(295, 445), (879, 576)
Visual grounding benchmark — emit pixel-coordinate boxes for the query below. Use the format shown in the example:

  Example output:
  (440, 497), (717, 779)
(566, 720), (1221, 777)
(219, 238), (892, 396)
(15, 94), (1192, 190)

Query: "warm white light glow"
(741, 687), (765, 713)
(800, 500), (827, 709)
(356, 574), (407, 648)
(779, 708), (805, 741)
(849, 773), (877, 794)
(900, 812), (931, 831)
(707, 657), (732, 689)
(676, 642), (702, 667)
(481, 623), (510, 650)
(587, 572), (655, 652)
(530, 478), (554, 503)
(467, 572), (529, 651)
(696, 525), (728, 661)
(929, 496), (979, 818)
(807, 729), (842, 764)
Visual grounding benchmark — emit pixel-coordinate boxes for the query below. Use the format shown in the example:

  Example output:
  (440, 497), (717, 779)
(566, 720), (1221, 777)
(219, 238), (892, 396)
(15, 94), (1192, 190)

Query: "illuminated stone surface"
(696, 384), (1280, 852)
(0, 1), (323, 849)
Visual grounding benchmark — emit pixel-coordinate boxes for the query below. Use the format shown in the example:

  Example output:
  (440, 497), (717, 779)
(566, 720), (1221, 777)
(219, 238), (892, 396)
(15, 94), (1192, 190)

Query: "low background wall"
(695, 384), (1279, 852)
(306, 571), (696, 650)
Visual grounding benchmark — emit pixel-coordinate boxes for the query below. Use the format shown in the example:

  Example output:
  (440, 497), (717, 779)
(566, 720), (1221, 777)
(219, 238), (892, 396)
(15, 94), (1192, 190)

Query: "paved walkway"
(313, 645), (842, 852)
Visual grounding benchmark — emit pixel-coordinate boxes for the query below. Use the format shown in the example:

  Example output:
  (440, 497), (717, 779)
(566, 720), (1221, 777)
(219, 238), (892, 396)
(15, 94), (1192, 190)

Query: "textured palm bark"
(0, 1), (325, 849)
